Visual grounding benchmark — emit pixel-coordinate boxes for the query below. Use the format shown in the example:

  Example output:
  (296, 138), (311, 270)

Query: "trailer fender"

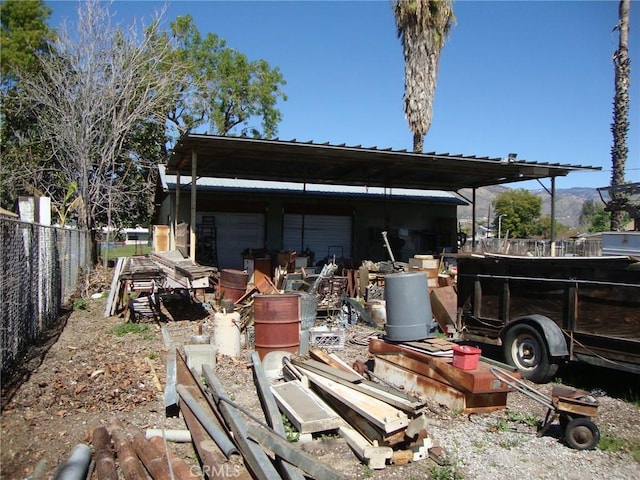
(501, 315), (569, 358)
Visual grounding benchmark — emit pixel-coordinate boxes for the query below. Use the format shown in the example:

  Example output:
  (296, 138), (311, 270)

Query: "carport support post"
(472, 187), (477, 251)
(550, 176), (556, 257)
(173, 170), (180, 251)
(190, 151), (197, 262)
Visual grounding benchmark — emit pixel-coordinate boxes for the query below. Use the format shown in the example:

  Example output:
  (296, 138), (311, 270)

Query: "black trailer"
(455, 254), (640, 383)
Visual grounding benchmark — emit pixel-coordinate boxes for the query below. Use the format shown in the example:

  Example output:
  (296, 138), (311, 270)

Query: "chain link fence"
(1, 218), (90, 377)
(463, 237), (602, 256)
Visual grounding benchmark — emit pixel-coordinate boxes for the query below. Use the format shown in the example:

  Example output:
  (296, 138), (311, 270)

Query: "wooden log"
(149, 436), (200, 480)
(106, 418), (147, 480)
(92, 426), (117, 480)
(131, 431), (172, 480)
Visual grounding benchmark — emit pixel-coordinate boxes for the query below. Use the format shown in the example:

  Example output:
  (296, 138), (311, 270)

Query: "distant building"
(100, 227), (150, 246)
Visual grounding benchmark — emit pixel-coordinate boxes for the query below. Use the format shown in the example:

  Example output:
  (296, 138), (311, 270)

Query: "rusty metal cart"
(491, 366), (600, 450)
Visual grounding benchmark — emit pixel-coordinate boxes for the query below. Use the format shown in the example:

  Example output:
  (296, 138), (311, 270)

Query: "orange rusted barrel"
(254, 294), (300, 359)
(219, 269), (248, 303)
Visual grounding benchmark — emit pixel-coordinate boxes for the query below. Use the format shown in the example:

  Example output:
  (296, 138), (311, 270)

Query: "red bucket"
(452, 345), (481, 370)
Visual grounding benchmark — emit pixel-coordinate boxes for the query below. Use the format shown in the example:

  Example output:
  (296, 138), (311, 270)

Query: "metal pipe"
(54, 444), (92, 480)
(251, 352), (306, 480)
(146, 429), (192, 443)
(176, 385), (239, 458)
(381, 231), (396, 262)
(202, 365), (281, 480)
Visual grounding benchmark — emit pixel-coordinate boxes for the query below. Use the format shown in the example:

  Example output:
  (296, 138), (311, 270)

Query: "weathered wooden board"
(271, 380), (342, 434)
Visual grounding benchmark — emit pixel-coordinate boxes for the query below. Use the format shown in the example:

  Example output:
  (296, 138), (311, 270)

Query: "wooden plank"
(307, 349), (367, 379)
(300, 368), (409, 434)
(104, 257), (125, 317)
(292, 358), (363, 384)
(328, 353), (367, 377)
(270, 381), (342, 434)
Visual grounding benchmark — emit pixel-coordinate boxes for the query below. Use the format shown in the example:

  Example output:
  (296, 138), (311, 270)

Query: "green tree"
(492, 189), (542, 239)
(393, 0), (454, 152)
(532, 215), (569, 238)
(166, 15), (287, 140)
(0, 0), (56, 210)
(609, 0), (631, 230)
(15, 0), (180, 255)
(578, 199), (600, 227)
(0, 0), (54, 85)
(580, 199), (621, 233)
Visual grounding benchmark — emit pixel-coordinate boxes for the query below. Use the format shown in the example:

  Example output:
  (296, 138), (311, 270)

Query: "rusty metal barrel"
(253, 294), (301, 359)
(218, 269), (248, 303)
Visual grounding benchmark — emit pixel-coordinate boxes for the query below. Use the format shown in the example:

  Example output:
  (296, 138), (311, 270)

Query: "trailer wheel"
(503, 324), (558, 383)
(565, 418), (600, 450)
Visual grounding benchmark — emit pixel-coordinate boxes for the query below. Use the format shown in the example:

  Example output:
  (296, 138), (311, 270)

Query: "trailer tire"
(564, 418), (600, 450)
(503, 324), (558, 383)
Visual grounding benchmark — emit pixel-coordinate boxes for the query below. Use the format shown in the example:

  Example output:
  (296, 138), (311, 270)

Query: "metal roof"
(157, 165), (467, 205)
(166, 134), (601, 191)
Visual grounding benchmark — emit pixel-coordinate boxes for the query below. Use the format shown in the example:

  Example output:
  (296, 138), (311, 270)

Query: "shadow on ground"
(1, 309), (72, 411)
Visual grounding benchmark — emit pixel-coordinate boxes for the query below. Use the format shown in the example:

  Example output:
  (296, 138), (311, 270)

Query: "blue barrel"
(384, 271), (434, 341)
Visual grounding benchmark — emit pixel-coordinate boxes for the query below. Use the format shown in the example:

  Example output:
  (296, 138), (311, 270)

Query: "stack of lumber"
(104, 252), (216, 319)
(408, 254), (440, 288)
(276, 349), (447, 469)
(162, 339), (452, 476)
(167, 347), (346, 479)
(150, 251), (216, 289)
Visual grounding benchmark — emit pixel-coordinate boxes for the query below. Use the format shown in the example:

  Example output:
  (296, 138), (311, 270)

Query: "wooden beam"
(291, 358), (363, 384)
(299, 368), (409, 434)
(270, 380), (342, 434)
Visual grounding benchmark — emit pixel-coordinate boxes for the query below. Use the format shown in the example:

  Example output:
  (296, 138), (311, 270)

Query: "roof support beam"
(190, 150), (197, 262)
(551, 177), (556, 256)
(173, 170), (180, 251)
(536, 177), (557, 256)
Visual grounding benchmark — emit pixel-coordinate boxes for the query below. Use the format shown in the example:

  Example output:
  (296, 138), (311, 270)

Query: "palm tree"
(610, 0), (631, 231)
(394, 0), (454, 152)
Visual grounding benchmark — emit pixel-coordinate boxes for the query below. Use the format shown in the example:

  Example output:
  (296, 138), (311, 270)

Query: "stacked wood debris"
(158, 331), (458, 477)
(104, 251), (216, 319)
(276, 349), (447, 469)
(166, 346), (346, 479)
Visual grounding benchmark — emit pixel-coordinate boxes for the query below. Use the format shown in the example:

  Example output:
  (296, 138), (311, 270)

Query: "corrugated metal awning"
(166, 134), (600, 191)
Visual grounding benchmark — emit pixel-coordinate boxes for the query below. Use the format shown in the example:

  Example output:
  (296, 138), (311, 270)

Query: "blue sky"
(48, 0), (639, 190)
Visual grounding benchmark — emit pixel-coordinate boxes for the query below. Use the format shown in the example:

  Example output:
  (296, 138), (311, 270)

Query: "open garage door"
(283, 214), (352, 265)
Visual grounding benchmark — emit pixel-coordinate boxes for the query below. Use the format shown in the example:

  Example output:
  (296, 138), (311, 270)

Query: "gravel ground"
(2, 292), (639, 480)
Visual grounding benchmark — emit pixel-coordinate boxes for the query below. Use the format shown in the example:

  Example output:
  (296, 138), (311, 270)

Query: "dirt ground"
(2, 281), (640, 480)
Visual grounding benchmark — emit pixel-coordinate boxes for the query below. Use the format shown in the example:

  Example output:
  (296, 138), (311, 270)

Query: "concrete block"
(183, 344), (216, 375)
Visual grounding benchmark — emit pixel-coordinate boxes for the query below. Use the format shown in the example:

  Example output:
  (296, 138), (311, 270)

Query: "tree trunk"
(413, 131), (424, 153)
(610, 0), (631, 231)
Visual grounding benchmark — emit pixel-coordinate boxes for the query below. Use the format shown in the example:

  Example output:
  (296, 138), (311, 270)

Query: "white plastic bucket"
(213, 311), (241, 357)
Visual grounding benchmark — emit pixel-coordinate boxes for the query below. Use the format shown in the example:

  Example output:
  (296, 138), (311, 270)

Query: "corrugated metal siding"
(283, 214), (352, 261)
(199, 213), (265, 270)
